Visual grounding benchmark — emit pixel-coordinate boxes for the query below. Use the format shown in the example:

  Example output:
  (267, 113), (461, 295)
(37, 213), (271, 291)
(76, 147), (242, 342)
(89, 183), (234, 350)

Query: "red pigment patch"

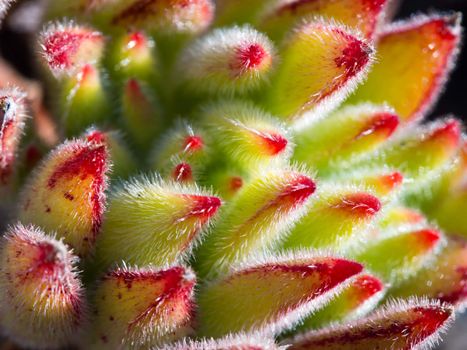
(437, 266), (467, 304)
(335, 38), (372, 77)
(362, 0), (387, 13)
(380, 171), (403, 191)
(86, 130), (107, 144)
(183, 135), (204, 153)
(296, 305), (450, 348)
(37, 242), (63, 272)
(229, 176), (243, 192)
(238, 259), (362, 300)
(184, 195), (222, 221)
(107, 267), (195, 330)
(354, 112), (399, 141)
(414, 229), (440, 249)
(44, 30), (101, 69)
(0, 119), (15, 184)
(280, 175), (316, 208)
(173, 163), (193, 182)
(411, 306), (452, 338)
(429, 119), (461, 148)
(352, 275), (383, 302)
(126, 31), (147, 50)
(48, 143), (108, 234)
(334, 193), (381, 217)
(257, 131), (288, 156)
(236, 43), (268, 70)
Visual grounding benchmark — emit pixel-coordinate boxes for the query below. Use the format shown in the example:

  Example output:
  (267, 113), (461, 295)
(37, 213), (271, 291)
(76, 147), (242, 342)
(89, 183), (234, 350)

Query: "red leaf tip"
(416, 229), (441, 249)
(186, 195), (222, 221)
(184, 135), (204, 153)
(236, 43), (269, 70)
(430, 119), (461, 147)
(353, 274), (384, 300)
(260, 131), (288, 156)
(335, 193), (381, 217)
(328, 259), (364, 288)
(173, 163), (193, 183)
(281, 175), (316, 207)
(335, 36), (373, 77)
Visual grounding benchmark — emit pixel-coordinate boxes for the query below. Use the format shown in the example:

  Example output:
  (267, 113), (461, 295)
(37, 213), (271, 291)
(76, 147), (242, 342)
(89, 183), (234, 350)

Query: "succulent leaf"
(286, 298), (454, 350)
(259, 0), (389, 42)
(196, 168), (316, 277)
(197, 252), (363, 337)
(0, 224), (86, 349)
(266, 20), (374, 124)
(97, 175), (221, 268)
(0, 88), (27, 191)
(348, 14), (462, 122)
(19, 138), (110, 256)
(91, 265), (196, 349)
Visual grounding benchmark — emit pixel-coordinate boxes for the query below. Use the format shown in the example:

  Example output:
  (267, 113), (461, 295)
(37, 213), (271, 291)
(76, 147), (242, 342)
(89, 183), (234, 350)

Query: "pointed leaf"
(197, 252), (363, 337)
(196, 169), (316, 278)
(392, 236), (467, 307)
(357, 118), (461, 184)
(283, 186), (381, 251)
(177, 26), (275, 95)
(293, 104), (399, 174)
(0, 224), (86, 349)
(60, 64), (112, 136)
(121, 79), (163, 151)
(348, 14), (461, 122)
(266, 20), (374, 124)
(0, 88), (27, 190)
(259, 0), (389, 42)
(19, 138), (110, 256)
(91, 266), (195, 349)
(97, 175), (221, 268)
(354, 228), (442, 284)
(201, 101), (291, 168)
(286, 298), (453, 350)
(40, 21), (105, 77)
(107, 31), (158, 84)
(298, 274), (385, 330)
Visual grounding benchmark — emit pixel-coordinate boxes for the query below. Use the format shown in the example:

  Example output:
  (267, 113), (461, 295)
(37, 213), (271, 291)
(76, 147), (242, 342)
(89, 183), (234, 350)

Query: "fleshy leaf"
(107, 31), (158, 84)
(196, 169), (316, 278)
(60, 64), (112, 136)
(0, 88), (27, 190)
(151, 123), (208, 174)
(201, 101), (291, 168)
(298, 274), (385, 330)
(162, 333), (281, 350)
(293, 104), (399, 175)
(19, 138), (110, 256)
(0, 224), (86, 349)
(96, 175), (221, 268)
(266, 20), (374, 124)
(177, 26), (275, 95)
(343, 170), (403, 198)
(286, 298), (453, 350)
(348, 14), (461, 122)
(40, 21), (105, 77)
(259, 0), (389, 42)
(392, 236), (467, 307)
(91, 265), (195, 349)
(283, 186), (381, 251)
(197, 252), (363, 337)
(356, 118), (461, 185)
(354, 227), (442, 284)
(106, 0), (215, 35)
(121, 79), (163, 151)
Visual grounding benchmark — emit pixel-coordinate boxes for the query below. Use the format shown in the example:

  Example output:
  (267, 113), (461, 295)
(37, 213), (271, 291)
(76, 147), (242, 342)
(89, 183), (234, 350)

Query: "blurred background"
(0, 1), (466, 349)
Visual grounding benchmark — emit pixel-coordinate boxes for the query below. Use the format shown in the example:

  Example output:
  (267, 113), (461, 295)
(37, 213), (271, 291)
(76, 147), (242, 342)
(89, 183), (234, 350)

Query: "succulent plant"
(0, 0), (466, 349)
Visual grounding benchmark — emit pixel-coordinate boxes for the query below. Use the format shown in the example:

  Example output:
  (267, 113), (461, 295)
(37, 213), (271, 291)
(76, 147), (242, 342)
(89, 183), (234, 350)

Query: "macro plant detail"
(0, 0), (466, 349)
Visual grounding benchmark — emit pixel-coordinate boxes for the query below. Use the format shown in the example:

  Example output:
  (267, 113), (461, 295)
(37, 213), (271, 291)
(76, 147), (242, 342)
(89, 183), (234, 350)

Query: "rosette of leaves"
(0, 0), (466, 349)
